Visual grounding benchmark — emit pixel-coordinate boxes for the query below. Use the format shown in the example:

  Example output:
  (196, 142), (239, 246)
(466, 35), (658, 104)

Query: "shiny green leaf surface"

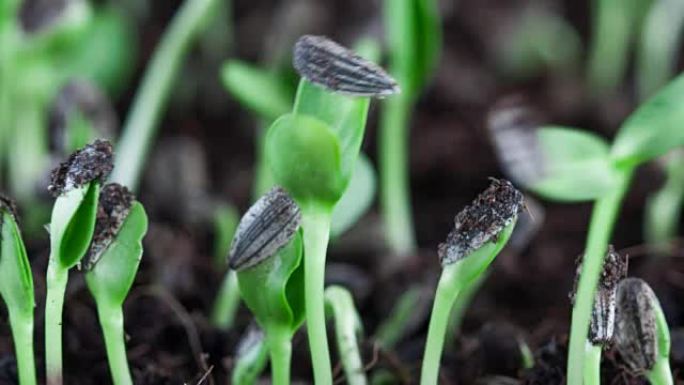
(0, 210), (34, 316)
(50, 182), (100, 268)
(530, 127), (619, 201)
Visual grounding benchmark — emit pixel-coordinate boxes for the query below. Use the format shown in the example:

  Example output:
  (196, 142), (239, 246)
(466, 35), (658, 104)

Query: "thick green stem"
(583, 342), (602, 385)
(210, 270), (241, 330)
(325, 287), (367, 385)
(110, 0), (219, 191)
(566, 168), (633, 385)
(45, 261), (68, 385)
(301, 206), (333, 385)
(379, 95), (416, 256)
(96, 304), (133, 385)
(267, 328), (292, 385)
(420, 267), (460, 385)
(649, 300), (673, 385)
(8, 310), (37, 385)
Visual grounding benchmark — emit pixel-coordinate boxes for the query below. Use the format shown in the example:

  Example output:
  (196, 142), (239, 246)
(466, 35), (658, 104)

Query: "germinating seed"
(583, 246), (628, 345)
(615, 278), (658, 372)
(293, 35), (400, 97)
(82, 183), (134, 270)
(438, 178), (524, 266)
(229, 186), (301, 271)
(487, 100), (545, 187)
(49, 80), (117, 154)
(48, 139), (114, 196)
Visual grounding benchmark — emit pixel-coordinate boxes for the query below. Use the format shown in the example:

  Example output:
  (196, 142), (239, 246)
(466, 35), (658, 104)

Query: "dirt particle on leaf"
(48, 139), (114, 197)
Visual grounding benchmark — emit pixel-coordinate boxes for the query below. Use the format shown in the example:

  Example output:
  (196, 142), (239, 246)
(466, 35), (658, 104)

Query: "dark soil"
(1, 0), (684, 384)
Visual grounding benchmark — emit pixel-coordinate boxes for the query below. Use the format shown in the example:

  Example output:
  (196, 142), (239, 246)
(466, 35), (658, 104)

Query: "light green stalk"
(583, 342), (602, 385)
(111, 0), (219, 191)
(96, 305), (133, 385)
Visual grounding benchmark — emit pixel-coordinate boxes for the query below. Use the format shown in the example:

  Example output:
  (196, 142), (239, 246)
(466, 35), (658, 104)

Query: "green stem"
(445, 272), (486, 344)
(45, 261), (68, 385)
(96, 304), (133, 385)
(110, 0), (219, 191)
(583, 342), (602, 385)
(325, 286), (367, 385)
(8, 310), (37, 385)
(649, 300), (673, 385)
(266, 328), (292, 385)
(420, 266), (460, 385)
(301, 205), (333, 385)
(379, 95), (416, 256)
(210, 269), (241, 330)
(566, 167), (633, 385)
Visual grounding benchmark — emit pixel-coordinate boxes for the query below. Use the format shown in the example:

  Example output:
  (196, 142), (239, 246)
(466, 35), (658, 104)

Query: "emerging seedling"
(231, 323), (269, 385)
(0, 197), (37, 385)
(380, 0), (441, 255)
(230, 186), (304, 385)
(266, 35), (398, 385)
(574, 246), (627, 385)
(324, 286), (367, 385)
(420, 179), (523, 385)
(44, 139), (112, 385)
(83, 183), (148, 385)
(615, 278), (673, 385)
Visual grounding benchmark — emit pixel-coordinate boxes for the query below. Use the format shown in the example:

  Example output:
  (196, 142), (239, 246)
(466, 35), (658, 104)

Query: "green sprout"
(44, 139), (113, 385)
(324, 285), (367, 385)
(576, 247), (627, 385)
(111, 0), (220, 191)
(229, 187), (304, 385)
(636, 0), (684, 99)
(83, 183), (148, 385)
(485, 76), (684, 383)
(0, 197), (36, 385)
(231, 323), (269, 385)
(614, 278), (673, 385)
(586, 0), (650, 96)
(380, 0), (441, 255)
(420, 179), (523, 385)
(210, 203), (240, 330)
(266, 35), (398, 384)
(644, 150), (684, 255)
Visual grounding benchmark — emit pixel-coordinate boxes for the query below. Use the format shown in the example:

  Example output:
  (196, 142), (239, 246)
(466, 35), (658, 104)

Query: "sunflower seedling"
(83, 183), (148, 385)
(266, 35), (398, 384)
(615, 278), (673, 385)
(380, 0), (441, 255)
(420, 179), (523, 385)
(229, 187), (304, 385)
(0, 197), (36, 385)
(44, 139), (112, 385)
(324, 285), (367, 385)
(231, 323), (269, 385)
(573, 246), (627, 385)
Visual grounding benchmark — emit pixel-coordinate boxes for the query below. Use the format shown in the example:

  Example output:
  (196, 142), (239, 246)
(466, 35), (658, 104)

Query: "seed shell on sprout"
(47, 139), (114, 197)
(615, 278), (659, 372)
(293, 35), (400, 97)
(228, 187), (301, 271)
(438, 178), (524, 266)
(49, 79), (117, 155)
(579, 246), (628, 345)
(486, 99), (546, 187)
(82, 183), (134, 270)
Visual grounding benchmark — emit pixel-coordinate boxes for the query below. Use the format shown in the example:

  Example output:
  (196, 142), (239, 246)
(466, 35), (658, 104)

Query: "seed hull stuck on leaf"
(48, 139), (114, 197)
(438, 179), (524, 266)
(573, 246), (628, 345)
(83, 183), (134, 270)
(293, 35), (400, 97)
(615, 278), (658, 372)
(487, 99), (546, 187)
(229, 187), (301, 271)
(0, 195), (19, 221)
